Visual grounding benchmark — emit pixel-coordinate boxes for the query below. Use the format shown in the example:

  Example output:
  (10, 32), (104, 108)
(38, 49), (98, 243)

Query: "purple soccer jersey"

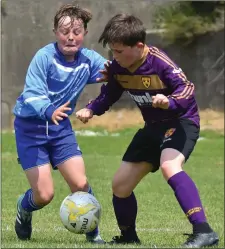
(87, 45), (200, 127)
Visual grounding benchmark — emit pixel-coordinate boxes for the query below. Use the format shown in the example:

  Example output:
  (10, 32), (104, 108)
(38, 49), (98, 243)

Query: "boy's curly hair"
(54, 2), (92, 29)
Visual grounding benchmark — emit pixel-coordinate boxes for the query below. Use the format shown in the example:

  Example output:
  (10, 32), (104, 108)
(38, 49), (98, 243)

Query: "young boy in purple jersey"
(76, 14), (219, 248)
(13, 3), (107, 244)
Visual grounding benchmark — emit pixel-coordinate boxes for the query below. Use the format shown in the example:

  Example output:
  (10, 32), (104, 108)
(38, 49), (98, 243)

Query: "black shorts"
(122, 118), (200, 172)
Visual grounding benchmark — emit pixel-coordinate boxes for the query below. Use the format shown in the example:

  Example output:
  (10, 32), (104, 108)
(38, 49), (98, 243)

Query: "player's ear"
(84, 30), (88, 36)
(136, 42), (144, 49)
(53, 28), (56, 34)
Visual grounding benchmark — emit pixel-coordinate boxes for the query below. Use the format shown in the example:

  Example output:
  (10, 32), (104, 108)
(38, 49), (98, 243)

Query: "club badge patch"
(164, 128), (176, 138)
(141, 76), (151, 88)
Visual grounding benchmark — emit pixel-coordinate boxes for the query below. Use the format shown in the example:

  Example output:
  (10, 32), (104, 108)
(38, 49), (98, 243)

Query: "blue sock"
(87, 185), (94, 195)
(21, 189), (43, 212)
(86, 185), (99, 238)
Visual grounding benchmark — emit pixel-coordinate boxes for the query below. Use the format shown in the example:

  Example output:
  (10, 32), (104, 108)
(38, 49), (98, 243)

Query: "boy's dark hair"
(54, 2), (92, 30)
(98, 14), (146, 47)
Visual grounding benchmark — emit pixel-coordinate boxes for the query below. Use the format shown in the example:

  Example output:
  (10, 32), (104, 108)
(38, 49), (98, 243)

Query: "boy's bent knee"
(112, 180), (132, 198)
(33, 190), (54, 206)
(70, 178), (89, 193)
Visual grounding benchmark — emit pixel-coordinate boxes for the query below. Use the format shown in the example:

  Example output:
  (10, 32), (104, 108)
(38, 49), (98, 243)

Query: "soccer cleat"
(15, 195), (32, 240)
(182, 231), (219, 248)
(86, 234), (106, 244)
(108, 235), (141, 244)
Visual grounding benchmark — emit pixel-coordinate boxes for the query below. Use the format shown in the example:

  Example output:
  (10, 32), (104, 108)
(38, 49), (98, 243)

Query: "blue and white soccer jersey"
(13, 42), (106, 170)
(13, 43), (106, 120)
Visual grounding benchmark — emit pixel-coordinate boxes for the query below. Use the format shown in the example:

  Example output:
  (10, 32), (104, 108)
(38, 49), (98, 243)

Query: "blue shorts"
(14, 116), (82, 171)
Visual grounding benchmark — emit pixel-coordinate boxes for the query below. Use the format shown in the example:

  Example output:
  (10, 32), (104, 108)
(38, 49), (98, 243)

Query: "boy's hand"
(96, 60), (111, 82)
(76, 108), (93, 123)
(152, 94), (169, 109)
(52, 101), (71, 125)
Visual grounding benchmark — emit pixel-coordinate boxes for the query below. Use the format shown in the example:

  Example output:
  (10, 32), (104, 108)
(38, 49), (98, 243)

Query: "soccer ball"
(60, 191), (101, 234)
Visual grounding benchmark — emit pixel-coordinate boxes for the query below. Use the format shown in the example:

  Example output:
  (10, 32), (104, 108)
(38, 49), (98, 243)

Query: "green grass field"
(1, 128), (224, 248)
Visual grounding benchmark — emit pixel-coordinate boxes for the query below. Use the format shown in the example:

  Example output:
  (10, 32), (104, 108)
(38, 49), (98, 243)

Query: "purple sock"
(113, 192), (138, 237)
(168, 171), (207, 225)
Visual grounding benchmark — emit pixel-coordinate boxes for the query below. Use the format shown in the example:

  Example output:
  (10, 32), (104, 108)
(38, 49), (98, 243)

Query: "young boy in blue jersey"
(76, 14), (219, 248)
(13, 3), (107, 244)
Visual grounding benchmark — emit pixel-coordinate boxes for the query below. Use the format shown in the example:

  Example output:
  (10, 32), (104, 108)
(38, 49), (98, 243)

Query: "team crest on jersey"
(164, 128), (176, 138)
(141, 76), (151, 88)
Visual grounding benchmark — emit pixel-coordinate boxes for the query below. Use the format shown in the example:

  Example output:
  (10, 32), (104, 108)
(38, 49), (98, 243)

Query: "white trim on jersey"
(52, 59), (90, 74)
(24, 96), (48, 103)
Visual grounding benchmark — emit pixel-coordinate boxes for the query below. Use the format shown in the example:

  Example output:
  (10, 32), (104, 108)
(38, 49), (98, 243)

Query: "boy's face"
(108, 42), (144, 68)
(54, 16), (87, 60)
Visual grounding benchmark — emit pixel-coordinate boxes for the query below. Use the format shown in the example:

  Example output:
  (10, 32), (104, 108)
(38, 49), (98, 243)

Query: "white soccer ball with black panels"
(60, 191), (101, 234)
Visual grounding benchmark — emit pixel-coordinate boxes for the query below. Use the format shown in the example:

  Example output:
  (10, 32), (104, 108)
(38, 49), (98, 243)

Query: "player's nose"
(68, 33), (74, 41)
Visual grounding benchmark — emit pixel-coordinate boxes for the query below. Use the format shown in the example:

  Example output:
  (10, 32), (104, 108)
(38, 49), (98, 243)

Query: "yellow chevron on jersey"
(114, 74), (167, 90)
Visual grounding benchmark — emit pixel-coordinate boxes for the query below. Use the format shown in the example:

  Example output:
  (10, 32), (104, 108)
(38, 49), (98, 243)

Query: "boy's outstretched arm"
(76, 80), (124, 123)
